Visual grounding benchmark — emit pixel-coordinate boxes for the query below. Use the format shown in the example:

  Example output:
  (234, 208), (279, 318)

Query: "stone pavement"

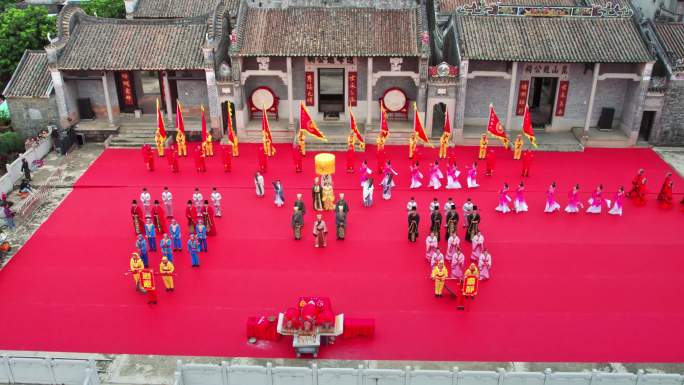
(654, 147), (684, 177)
(0, 143), (104, 268)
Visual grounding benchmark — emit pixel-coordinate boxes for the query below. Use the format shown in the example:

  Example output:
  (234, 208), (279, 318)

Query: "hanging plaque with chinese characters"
(348, 71), (357, 106)
(305, 72), (314, 106)
(516, 80), (530, 116)
(555, 80), (569, 116)
(523, 63), (570, 79)
(118, 71), (136, 109)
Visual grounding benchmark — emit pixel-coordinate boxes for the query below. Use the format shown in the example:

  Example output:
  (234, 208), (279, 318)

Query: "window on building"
(140, 71), (161, 95)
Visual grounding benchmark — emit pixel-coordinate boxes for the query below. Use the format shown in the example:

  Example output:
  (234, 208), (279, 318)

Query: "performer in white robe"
(462, 198), (474, 228)
(161, 187), (173, 218)
(430, 249), (445, 268)
(425, 232), (439, 262)
(544, 182), (561, 213)
(478, 249), (492, 280)
(471, 231), (485, 259)
(210, 187), (222, 217)
(586, 184), (606, 214)
(140, 188), (152, 216)
(495, 183), (512, 213)
(443, 198), (457, 214)
(429, 198), (440, 212)
(409, 163), (423, 189)
(608, 186), (625, 216)
(363, 178), (374, 207)
(427, 161), (444, 190)
(406, 197), (418, 212)
(254, 172), (265, 197)
(446, 164), (462, 189)
(450, 246), (465, 280)
(273, 180), (285, 207)
(466, 162), (479, 188)
(192, 188), (203, 209)
(564, 184), (582, 213)
(445, 234), (460, 261)
(514, 182), (528, 213)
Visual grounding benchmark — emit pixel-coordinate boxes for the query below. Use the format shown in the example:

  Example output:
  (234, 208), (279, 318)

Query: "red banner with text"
(516, 80), (529, 116)
(348, 71), (357, 107)
(555, 80), (569, 116)
(305, 72), (314, 106)
(119, 71), (136, 109)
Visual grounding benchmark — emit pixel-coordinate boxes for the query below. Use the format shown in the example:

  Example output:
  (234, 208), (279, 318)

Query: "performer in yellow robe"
(408, 132), (417, 159)
(513, 134), (523, 160)
(478, 134), (488, 160)
(203, 133), (214, 157)
(439, 132), (451, 159)
(176, 131), (187, 156)
(263, 134), (276, 157)
(376, 135), (385, 152)
(431, 260), (449, 297)
(298, 130), (306, 156)
(321, 175), (335, 211)
(231, 135), (239, 157)
(159, 257), (175, 291)
(155, 132), (165, 157)
(129, 252), (145, 291)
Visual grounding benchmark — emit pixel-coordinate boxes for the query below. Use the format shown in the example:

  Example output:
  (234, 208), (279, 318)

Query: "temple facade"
(3, 0), (684, 146)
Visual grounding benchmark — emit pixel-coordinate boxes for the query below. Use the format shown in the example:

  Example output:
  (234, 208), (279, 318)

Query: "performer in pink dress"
(430, 249), (445, 268)
(446, 163), (462, 189)
(428, 160), (444, 190)
(609, 186), (626, 216)
(466, 162), (479, 188)
(586, 184), (605, 214)
(409, 162), (423, 189)
(564, 184), (582, 213)
(478, 249), (492, 280)
(445, 233), (460, 261)
(544, 182), (561, 213)
(471, 230), (485, 261)
(514, 181), (528, 213)
(495, 183), (512, 213)
(425, 232), (439, 262)
(359, 160), (372, 187)
(450, 246), (465, 280)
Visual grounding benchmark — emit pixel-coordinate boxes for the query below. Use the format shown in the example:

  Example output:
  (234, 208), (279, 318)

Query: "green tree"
(82, 0), (125, 19)
(0, 6), (56, 90)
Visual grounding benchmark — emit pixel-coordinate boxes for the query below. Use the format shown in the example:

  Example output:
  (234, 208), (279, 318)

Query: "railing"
(173, 361), (684, 385)
(0, 127), (54, 196)
(648, 76), (668, 94)
(0, 355), (100, 385)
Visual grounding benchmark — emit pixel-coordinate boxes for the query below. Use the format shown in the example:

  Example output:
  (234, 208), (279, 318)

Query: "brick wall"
(652, 78), (684, 145)
(7, 96), (58, 137)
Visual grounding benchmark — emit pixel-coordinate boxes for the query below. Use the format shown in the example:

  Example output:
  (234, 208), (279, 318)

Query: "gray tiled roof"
(439, 0), (582, 13)
(653, 22), (684, 65)
(131, 0), (239, 18)
(455, 15), (652, 63)
(56, 15), (208, 70)
(236, 7), (421, 57)
(3, 50), (52, 98)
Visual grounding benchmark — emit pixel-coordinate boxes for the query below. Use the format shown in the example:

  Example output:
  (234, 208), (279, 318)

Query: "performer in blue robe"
(135, 234), (149, 268)
(144, 218), (157, 252)
(187, 234), (200, 267)
(160, 234), (174, 262)
(169, 219), (182, 251)
(195, 220), (208, 252)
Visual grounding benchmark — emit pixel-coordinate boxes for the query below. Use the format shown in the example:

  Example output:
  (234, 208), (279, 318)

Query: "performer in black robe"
(465, 206), (480, 242)
(445, 209), (459, 240)
(335, 207), (347, 240)
(291, 207), (303, 240)
(335, 193), (349, 214)
(408, 208), (420, 242)
(312, 177), (324, 211)
(430, 209), (442, 241)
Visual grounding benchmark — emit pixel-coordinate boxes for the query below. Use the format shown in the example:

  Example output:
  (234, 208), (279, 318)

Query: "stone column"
(101, 72), (114, 124)
(626, 61), (654, 146)
(205, 69), (222, 135)
(162, 71), (174, 123)
(49, 68), (70, 128)
(584, 63), (601, 133)
(366, 57), (373, 127)
(454, 60), (469, 141)
(505, 61), (518, 132)
(287, 56), (294, 130)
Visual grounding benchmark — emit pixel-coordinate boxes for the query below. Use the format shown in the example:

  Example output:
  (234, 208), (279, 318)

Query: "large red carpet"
(0, 144), (682, 362)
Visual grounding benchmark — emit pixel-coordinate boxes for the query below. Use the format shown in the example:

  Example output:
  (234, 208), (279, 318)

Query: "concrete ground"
(1, 143), (683, 384)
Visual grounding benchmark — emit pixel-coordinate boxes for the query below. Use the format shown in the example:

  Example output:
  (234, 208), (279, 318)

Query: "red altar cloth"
(246, 316), (279, 341)
(342, 318), (375, 338)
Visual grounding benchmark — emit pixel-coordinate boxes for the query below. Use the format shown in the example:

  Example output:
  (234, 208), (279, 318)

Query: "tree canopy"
(81, 0), (125, 19)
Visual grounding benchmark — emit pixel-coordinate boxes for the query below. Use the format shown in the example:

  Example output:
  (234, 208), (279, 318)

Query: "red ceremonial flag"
(226, 102), (236, 146)
(175, 100), (185, 135)
(156, 99), (166, 138)
(522, 104), (538, 148)
(200, 105), (207, 142)
(413, 102), (430, 144)
(261, 106), (272, 142)
(444, 109), (451, 134)
(349, 105), (364, 145)
(380, 104), (389, 138)
(486, 104), (509, 148)
(299, 102), (326, 141)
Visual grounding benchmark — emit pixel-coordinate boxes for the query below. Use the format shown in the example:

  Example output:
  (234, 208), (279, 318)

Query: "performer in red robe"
(627, 169), (645, 198)
(521, 150), (532, 177)
(376, 148), (386, 174)
(131, 199), (145, 235)
(657, 172), (673, 207)
(170, 150), (179, 173)
(185, 200), (198, 233)
(636, 178), (648, 206)
(447, 147), (457, 166)
(151, 200), (168, 235)
(142, 144), (154, 171)
(202, 200), (217, 236)
(168, 144), (177, 167)
(222, 145), (232, 172)
(293, 145), (303, 173)
(346, 144), (355, 173)
(258, 146), (268, 173)
(194, 145), (206, 172)
(485, 148), (496, 176)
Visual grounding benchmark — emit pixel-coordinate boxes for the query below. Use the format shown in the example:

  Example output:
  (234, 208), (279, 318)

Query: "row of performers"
(137, 187), (223, 220)
(131, 197), (218, 238)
